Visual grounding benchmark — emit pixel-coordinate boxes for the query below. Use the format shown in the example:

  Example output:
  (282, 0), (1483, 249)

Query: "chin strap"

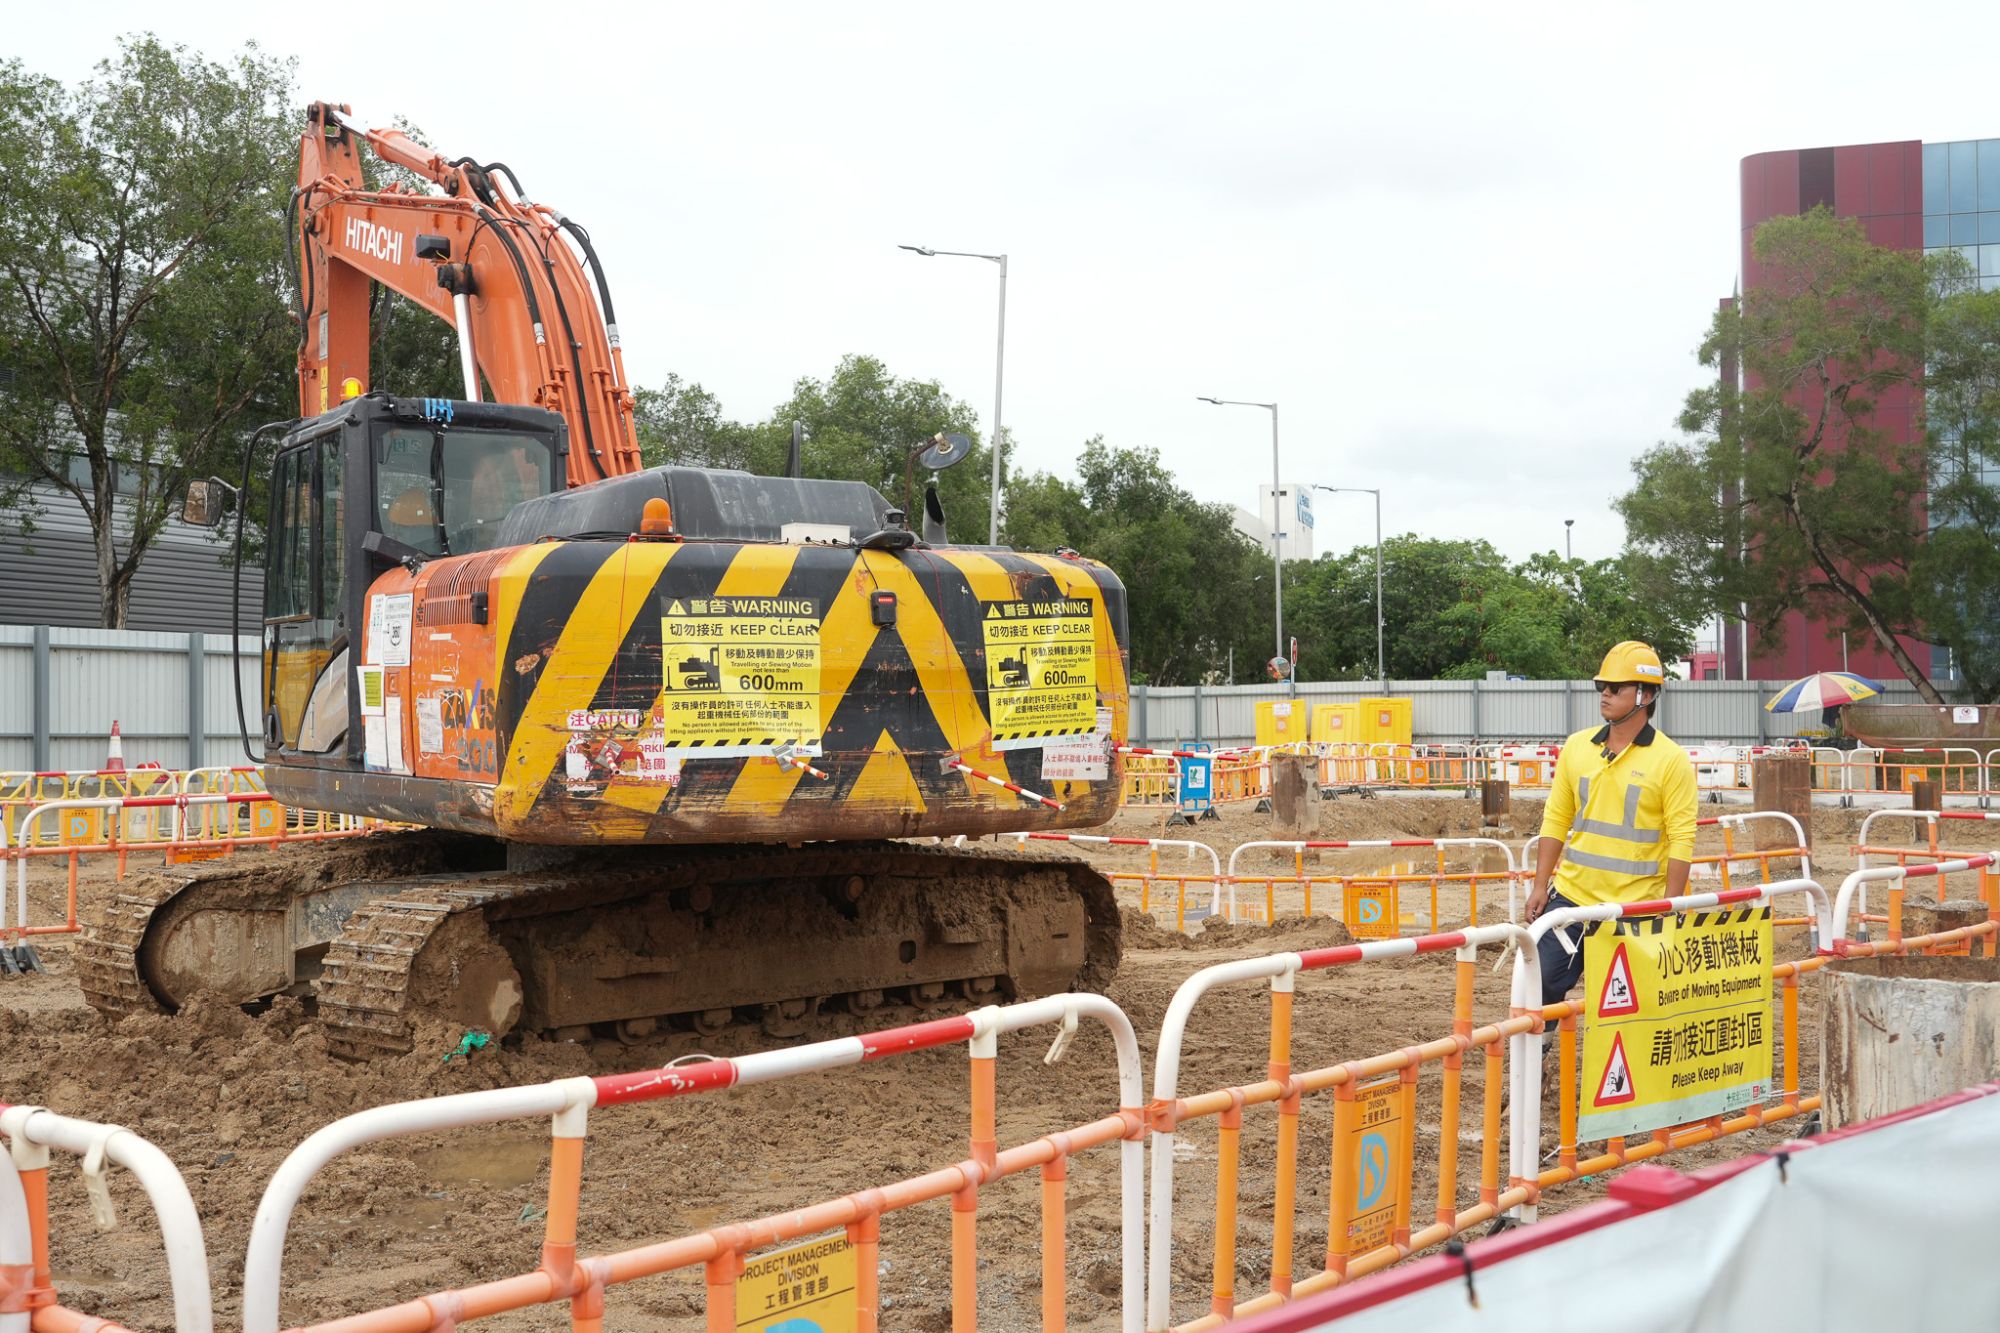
(1601, 688), (1654, 759)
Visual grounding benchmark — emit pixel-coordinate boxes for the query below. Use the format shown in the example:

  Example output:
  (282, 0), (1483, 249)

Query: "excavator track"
(318, 887), (513, 1061)
(74, 878), (183, 1021)
(76, 832), (494, 1024)
(80, 835), (1121, 1061)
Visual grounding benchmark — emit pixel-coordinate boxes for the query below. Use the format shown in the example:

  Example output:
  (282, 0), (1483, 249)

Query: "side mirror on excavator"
(182, 477), (236, 528)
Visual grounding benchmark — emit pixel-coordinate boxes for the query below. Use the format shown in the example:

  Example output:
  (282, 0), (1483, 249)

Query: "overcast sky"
(16, 3), (1997, 569)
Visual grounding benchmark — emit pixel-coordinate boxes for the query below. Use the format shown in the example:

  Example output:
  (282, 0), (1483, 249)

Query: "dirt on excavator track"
(77, 834), (1121, 1060)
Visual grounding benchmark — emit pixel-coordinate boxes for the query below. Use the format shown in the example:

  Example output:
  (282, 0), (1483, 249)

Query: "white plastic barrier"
(1830, 854), (1999, 942)
(0, 1104), (212, 1333)
(244, 995), (1146, 1333)
(1144, 922), (1541, 1331)
(0, 1145), (29, 1333)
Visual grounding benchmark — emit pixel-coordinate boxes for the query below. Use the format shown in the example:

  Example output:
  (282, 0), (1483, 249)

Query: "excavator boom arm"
(295, 102), (642, 484)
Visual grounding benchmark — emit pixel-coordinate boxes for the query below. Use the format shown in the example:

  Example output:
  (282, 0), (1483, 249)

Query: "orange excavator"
(78, 104), (1128, 1056)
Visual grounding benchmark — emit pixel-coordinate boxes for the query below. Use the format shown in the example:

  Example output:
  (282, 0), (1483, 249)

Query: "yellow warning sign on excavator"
(981, 599), (1096, 749)
(658, 596), (822, 757)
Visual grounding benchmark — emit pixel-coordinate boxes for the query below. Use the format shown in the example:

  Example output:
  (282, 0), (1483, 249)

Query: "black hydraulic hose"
(481, 208), (602, 478)
(478, 161), (528, 200)
(287, 187), (318, 344)
(557, 216), (618, 327)
(234, 420), (295, 764)
(446, 155), (603, 477)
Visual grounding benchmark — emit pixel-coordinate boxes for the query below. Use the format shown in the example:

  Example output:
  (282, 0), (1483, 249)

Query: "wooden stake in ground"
(1751, 750), (1813, 855)
(1270, 753), (1319, 837)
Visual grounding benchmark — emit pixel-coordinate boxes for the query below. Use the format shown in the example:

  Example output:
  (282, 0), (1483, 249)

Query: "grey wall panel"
(0, 626), (31, 769)
(1121, 679), (1949, 747)
(0, 484), (261, 634)
(0, 621), (1969, 769)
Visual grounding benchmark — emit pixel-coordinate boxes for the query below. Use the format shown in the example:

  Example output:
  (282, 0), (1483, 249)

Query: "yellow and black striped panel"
(478, 539), (1130, 844)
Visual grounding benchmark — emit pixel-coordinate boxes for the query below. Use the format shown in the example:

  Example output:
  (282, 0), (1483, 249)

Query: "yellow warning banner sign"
(1341, 1076), (1405, 1255)
(658, 596), (822, 757)
(734, 1233), (857, 1333)
(1580, 907), (1774, 1142)
(981, 598), (1096, 749)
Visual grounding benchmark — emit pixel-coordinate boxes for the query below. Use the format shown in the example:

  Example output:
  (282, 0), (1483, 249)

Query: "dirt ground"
(0, 796), (1883, 1330)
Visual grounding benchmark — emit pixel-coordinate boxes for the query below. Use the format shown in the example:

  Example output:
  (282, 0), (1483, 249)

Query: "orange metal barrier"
(1, 793), (378, 963)
(1142, 922), (1541, 1330)
(241, 999), (1146, 1333)
(1806, 745), (1991, 806)
(1470, 743), (1560, 790)
(1005, 831), (1226, 933)
(1220, 838), (1519, 934)
(1849, 809), (2000, 937)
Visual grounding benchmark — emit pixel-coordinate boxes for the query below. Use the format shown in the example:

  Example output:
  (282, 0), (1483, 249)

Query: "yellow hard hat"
(1596, 641), (1665, 685)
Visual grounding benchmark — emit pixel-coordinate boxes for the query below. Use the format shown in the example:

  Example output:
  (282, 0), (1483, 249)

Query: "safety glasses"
(1593, 681), (1634, 696)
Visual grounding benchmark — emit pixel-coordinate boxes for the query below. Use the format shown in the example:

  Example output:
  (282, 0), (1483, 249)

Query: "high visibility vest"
(1543, 724), (1698, 908)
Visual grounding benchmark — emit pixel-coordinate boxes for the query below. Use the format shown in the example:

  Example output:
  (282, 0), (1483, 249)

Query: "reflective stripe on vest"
(1573, 777), (1660, 844)
(1563, 846), (1664, 876)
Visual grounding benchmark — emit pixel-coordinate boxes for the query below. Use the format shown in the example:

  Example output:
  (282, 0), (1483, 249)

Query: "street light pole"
(1199, 397), (1283, 666)
(1315, 484), (1385, 682)
(900, 245), (1007, 544)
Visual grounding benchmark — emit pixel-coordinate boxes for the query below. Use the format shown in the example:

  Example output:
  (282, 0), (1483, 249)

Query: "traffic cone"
(104, 720), (125, 773)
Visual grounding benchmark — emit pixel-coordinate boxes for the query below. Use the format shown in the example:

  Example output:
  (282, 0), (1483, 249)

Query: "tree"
(1283, 540), (1701, 683)
(1006, 439), (1267, 684)
(736, 355), (993, 540)
(1617, 208), (1948, 701)
(0, 37), (298, 626)
(634, 372), (741, 469)
(1913, 283), (2000, 700)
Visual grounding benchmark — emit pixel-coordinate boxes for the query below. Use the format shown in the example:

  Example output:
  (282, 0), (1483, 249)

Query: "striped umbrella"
(1764, 671), (1884, 713)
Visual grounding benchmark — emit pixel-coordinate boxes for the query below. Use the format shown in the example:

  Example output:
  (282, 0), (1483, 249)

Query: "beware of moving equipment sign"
(659, 597), (823, 758)
(1580, 907), (1773, 1142)
(982, 598), (1096, 749)
(734, 1233), (857, 1332)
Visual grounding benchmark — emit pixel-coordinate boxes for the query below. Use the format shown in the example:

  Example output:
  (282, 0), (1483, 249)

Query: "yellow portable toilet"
(1311, 702), (1361, 744)
(1255, 699), (1306, 747)
(1357, 697), (1413, 745)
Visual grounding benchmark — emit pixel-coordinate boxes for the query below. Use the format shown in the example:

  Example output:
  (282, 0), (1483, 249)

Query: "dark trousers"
(1536, 892), (1587, 1008)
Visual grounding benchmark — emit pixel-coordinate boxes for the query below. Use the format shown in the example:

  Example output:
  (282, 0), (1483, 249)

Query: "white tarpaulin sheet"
(1277, 1087), (2000, 1332)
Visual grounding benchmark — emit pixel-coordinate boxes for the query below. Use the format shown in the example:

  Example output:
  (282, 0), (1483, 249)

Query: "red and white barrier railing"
(0, 1103), (210, 1333)
(1225, 837), (1522, 927)
(243, 995), (1145, 1333)
(1829, 854), (2000, 949)
(1004, 831), (1227, 925)
(1144, 922), (1541, 1329)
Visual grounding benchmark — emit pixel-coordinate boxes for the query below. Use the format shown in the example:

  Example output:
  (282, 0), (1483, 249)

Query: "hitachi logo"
(344, 217), (404, 265)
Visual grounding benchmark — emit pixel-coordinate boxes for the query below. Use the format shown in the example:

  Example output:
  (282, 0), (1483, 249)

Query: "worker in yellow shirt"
(1526, 642), (1698, 1006)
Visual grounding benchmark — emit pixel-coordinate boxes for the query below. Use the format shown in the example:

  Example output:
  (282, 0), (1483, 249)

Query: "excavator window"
(440, 431), (556, 553)
(263, 433), (345, 752)
(376, 427), (443, 557)
(373, 423), (556, 557)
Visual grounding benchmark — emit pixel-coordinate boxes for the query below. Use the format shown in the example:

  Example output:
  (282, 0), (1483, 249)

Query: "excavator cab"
(256, 394), (564, 758)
